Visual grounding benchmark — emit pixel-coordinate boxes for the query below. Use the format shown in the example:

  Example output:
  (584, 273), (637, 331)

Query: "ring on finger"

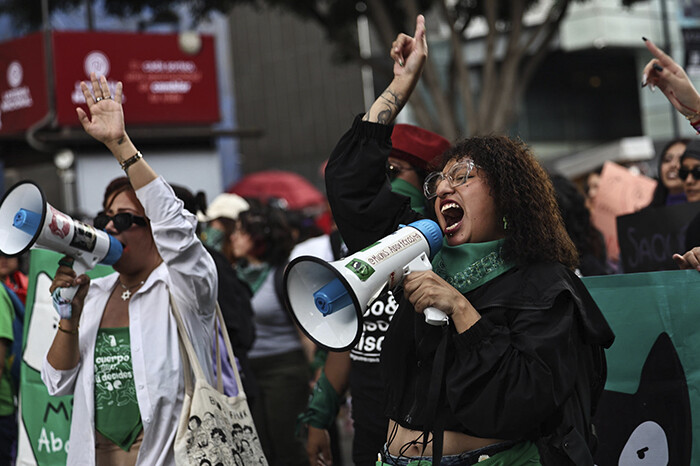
(95, 96), (103, 102)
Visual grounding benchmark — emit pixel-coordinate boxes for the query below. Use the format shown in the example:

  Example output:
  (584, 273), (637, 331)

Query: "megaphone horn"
(283, 219), (447, 352)
(0, 181), (122, 302)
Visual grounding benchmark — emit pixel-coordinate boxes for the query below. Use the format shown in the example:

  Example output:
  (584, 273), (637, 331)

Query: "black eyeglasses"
(93, 212), (147, 233)
(679, 166), (700, 181)
(423, 160), (476, 199)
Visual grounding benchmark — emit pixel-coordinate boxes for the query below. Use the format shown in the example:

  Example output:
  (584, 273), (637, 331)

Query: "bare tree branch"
(365, 0), (434, 130)
(488, 0), (526, 132)
(400, 0), (458, 138)
(438, 0), (475, 137)
(476, 0), (499, 134)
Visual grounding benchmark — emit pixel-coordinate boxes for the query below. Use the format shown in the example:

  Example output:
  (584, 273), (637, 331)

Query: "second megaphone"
(283, 219), (447, 351)
(0, 181), (122, 302)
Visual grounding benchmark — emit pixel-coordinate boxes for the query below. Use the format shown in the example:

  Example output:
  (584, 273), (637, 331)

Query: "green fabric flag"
(583, 270), (700, 465)
(18, 249), (114, 465)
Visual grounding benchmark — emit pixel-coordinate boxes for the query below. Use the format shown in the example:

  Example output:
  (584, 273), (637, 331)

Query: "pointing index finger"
(644, 38), (679, 71)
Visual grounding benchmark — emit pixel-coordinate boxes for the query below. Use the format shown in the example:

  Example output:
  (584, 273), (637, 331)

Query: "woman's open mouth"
(440, 201), (464, 235)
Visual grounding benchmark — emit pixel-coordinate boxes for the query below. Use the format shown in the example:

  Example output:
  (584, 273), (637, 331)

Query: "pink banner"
(590, 161), (657, 262)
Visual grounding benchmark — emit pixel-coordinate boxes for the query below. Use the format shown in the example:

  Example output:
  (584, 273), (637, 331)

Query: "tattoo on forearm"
(380, 89), (405, 109)
(377, 109), (393, 125)
(363, 87), (406, 123)
(117, 137), (124, 145)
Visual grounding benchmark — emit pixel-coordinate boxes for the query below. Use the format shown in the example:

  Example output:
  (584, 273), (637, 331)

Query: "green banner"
(17, 249), (114, 465)
(583, 270), (700, 465)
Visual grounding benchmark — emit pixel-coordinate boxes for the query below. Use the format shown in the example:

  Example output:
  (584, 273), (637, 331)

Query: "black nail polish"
(642, 36), (648, 42)
(653, 63), (663, 72)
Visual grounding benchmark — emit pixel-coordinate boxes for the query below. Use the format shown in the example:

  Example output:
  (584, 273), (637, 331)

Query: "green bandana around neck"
(236, 262), (271, 293)
(391, 178), (427, 214)
(432, 238), (514, 294)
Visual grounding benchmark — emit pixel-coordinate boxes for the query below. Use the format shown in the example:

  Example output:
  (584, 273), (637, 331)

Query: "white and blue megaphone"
(0, 181), (122, 302)
(283, 219), (447, 351)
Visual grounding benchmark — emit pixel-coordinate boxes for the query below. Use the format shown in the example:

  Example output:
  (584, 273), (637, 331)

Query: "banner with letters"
(16, 249), (113, 466)
(0, 30), (220, 133)
(0, 33), (49, 135)
(583, 271), (700, 465)
(617, 202), (700, 273)
(52, 31), (220, 126)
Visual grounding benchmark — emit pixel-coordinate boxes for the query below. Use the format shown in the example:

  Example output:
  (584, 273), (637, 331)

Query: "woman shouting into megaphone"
(42, 72), (218, 466)
(324, 15), (615, 466)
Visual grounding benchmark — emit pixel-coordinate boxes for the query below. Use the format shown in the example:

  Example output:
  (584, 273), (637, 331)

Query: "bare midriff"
(386, 420), (505, 456)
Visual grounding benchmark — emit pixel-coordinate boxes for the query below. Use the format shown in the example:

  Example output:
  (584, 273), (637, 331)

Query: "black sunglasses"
(678, 166), (700, 181)
(94, 212), (147, 233)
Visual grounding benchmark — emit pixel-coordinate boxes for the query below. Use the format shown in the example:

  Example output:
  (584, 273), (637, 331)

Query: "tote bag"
(170, 294), (268, 465)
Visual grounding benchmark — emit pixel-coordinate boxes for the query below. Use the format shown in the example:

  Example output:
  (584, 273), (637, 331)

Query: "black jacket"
(325, 116), (615, 465)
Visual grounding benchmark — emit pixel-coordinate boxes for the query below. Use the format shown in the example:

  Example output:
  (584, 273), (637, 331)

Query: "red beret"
(391, 124), (451, 170)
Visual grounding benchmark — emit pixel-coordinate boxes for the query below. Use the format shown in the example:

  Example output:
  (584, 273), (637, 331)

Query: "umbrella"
(227, 170), (326, 210)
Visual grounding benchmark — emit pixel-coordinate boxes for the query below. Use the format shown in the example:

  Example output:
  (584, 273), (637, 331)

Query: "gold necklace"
(118, 280), (145, 301)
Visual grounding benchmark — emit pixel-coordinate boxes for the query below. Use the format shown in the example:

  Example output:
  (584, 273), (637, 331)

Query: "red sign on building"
(0, 33), (50, 135)
(52, 31), (220, 126)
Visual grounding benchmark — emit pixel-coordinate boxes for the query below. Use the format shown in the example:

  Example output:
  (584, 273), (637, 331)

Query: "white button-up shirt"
(41, 177), (217, 466)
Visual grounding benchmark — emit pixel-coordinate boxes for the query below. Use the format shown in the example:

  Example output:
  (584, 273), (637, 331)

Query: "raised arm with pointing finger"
(325, 14), (613, 466)
(643, 38), (700, 130)
(643, 40), (700, 269)
(363, 15), (427, 126)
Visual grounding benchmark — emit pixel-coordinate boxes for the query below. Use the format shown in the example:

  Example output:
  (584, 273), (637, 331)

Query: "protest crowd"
(1, 9), (700, 466)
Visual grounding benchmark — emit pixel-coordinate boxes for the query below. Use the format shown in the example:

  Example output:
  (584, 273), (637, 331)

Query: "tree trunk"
(362, 0), (570, 138)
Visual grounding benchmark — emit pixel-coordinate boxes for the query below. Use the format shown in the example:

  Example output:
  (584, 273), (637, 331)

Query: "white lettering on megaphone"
(84, 51), (110, 77)
(366, 232), (422, 266)
(48, 206), (71, 239)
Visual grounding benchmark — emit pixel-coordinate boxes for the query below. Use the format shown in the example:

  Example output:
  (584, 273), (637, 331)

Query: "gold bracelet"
(57, 323), (79, 335)
(120, 150), (143, 173)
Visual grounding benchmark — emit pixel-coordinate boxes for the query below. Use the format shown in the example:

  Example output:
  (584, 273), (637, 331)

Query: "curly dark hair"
(550, 174), (607, 268)
(438, 136), (578, 269)
(238, 204), (295, 266)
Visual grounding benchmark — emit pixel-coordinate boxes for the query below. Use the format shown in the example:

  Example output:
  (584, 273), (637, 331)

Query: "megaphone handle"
(57, 258), (89, 303)
(404, 254), (449, 326)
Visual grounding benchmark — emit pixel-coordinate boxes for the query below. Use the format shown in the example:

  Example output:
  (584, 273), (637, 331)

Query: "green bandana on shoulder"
(391, 178), (426, 214)
(432, 238), (514, 294)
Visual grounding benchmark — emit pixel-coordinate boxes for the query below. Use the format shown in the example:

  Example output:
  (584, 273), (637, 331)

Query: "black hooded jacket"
(325, 116), (615, 465)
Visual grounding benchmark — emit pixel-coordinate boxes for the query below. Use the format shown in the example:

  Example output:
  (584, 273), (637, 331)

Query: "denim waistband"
(379, 440), (518, 466)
